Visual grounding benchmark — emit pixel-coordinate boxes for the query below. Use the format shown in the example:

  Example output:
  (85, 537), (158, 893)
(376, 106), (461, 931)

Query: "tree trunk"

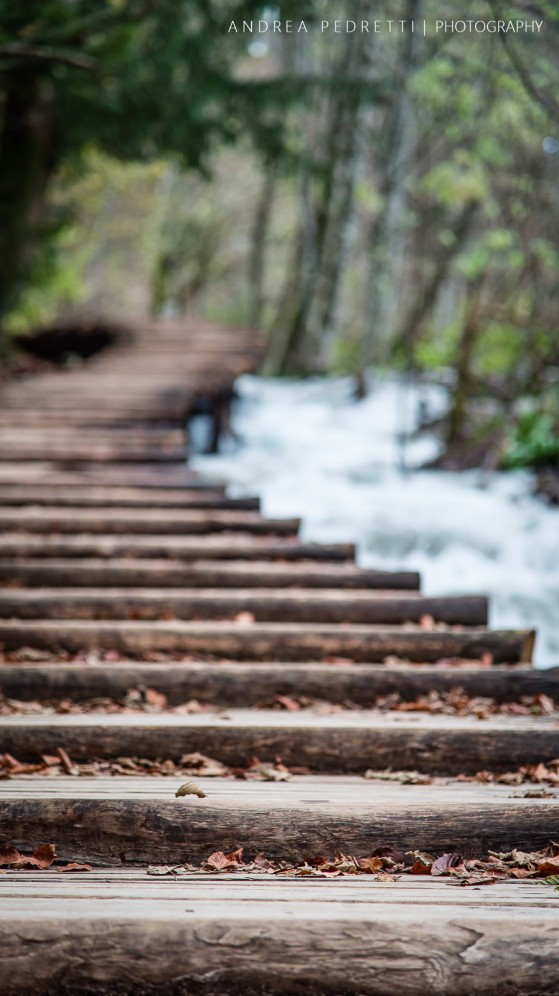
(446, 283), (484, 449)
(357, 0), (421, 393)
(0, 69), (59, 343)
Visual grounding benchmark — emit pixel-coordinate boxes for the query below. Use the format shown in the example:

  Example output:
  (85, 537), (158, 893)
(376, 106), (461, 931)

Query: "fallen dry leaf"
(0, 843), (20, 866)
(205, 847), (244, 871)
(431, 853), (465, 876)
(175, 781), (207, 799)
(57, 863), (93, 873)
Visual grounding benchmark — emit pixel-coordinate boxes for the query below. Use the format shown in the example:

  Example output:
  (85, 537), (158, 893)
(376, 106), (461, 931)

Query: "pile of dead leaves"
(2, 686), (555, 718)
(372, 689), (557, 719)
(0, 842), (91, 873)
(0, 687), (214, 716)
(0, 749), (294, 782)
(460, 759), (559, 789)
(147, 841), (559, 887)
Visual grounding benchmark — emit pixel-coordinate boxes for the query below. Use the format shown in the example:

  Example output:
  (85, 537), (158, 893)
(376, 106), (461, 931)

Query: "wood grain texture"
(1, 661), (557, 705)
(0, 560), (425, 595)
(0, 710), (555, 773)
(1, 776), (559, 862)
(0, 535), (357, 562)
(0, 873), (557, 995)
(0, 507), (300, 536)
(0, 588), (488, 625)
(0, 484), (259, 510)
(0, 619), (534, 662)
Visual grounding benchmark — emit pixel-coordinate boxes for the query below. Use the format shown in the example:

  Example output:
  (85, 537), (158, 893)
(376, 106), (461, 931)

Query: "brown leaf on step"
(509, 867), (537, 879)
(431, 853), (464, 876)
(57, 863), (93, 873)
(410, 860), (432, 875)
(0, 752), (49, 776)
(0, 843), (20, 866)
(205, 847), (244, 871)
(376, 871), (399, 882)
(370, 845), (406, 864)
(254, 852), (273, 870)
(273, 695), (302, 712)
(537, 856), (559, 876)
(9, 843), (57, 870)
(242, 756), (291, 782)
(179, 752), (230, 777)
(356, 856), (384, 873)
(172, 699), (205, 714)
(144, 688), (168, 709)
(175, 781), (206, 799)
(56, 746), (78, 776)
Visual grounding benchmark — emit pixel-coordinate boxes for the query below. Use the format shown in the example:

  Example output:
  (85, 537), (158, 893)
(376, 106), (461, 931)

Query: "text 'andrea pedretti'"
(227, 19), (544, 34)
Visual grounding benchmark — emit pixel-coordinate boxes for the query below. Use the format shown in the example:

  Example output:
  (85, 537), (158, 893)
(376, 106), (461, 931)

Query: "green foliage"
(503, 409), (559, 470)
(0, 0), (307, 328)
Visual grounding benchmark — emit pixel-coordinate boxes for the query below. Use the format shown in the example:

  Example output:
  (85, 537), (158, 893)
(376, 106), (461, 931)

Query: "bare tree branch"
(0, 46), (97, 74)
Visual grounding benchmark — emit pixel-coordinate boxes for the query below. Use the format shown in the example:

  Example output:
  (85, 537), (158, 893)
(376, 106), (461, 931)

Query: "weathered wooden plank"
(1, 661), (556, 706)
(0, 536), (355, 563)
(0, 444), (188, 463)
(0, 507), (299, 535)
(0, 878), (557, 996)
(0, 710), (554, 773)
(0, 775), (558, 863)
(0, 484), (259, 510)
(0, 588), (488, 625)
(0, 463), (217, 487)
(0, 559), (419, 590)
(0, 619), (534, 663)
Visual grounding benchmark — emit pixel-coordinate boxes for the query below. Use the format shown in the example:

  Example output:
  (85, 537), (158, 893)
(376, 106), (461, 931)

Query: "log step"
(0, 464), (219, 487)
(0, 444), (189, 464)
(1, 661), (557, 706)
(0, 588), (488, 625)
(0, 485), (259, 510)
(0, 710), (553, 773)
(0, 535), (355, 563)
(0, 559), (418, 589)
(0, 507), (299, 535)
(0, 776), (558, 862)
(0, 619), (535, 662)
(0, 871), (557, 996)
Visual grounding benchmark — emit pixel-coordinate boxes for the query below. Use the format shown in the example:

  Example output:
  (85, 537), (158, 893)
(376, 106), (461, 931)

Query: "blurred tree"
(0, 0), (307, 337)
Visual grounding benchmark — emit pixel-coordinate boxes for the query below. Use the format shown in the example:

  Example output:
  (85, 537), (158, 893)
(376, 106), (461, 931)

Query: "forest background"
(0, 0), (558, 474)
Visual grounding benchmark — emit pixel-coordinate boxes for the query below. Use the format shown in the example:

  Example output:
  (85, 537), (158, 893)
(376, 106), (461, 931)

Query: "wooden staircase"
(0, 318), (557, 995)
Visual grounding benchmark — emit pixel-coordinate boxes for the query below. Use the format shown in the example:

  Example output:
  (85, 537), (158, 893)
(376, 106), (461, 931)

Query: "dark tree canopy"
(0, 0), (308, 327)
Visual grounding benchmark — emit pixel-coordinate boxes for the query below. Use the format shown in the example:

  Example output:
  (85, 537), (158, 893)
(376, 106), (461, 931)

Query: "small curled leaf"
(175, 781), (206, 798)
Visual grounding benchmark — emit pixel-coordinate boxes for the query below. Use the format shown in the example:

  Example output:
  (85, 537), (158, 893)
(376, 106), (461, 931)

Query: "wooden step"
(0, 776), (557, 862)
(0, 443), (189, 463)
(0, 619), (534, 662)
(1, 661), (557, 706)
(0, 462), (219, 487)
(0, 558), (416, 589)
(0, 871), (556, 996)
(0, 588), (488, 625)
(0, 535), (354, 562)
(0, 484), (259, 510)
(0, 710), (551, 773)
(0, 507), (300, 535)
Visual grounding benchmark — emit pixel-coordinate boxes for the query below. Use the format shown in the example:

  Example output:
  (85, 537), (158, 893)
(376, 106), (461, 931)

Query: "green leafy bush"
(503, 410), (559, 470)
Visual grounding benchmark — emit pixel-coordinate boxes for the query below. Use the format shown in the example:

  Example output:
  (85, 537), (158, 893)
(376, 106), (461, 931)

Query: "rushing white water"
(192, 374), (559, 667)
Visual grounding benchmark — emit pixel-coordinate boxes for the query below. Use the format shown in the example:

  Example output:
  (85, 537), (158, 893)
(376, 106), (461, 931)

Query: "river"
(192, 374), (559, 667)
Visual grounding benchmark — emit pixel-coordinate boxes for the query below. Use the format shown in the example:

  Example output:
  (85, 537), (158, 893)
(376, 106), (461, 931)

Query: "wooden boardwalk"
(0, 317), (558, 995)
